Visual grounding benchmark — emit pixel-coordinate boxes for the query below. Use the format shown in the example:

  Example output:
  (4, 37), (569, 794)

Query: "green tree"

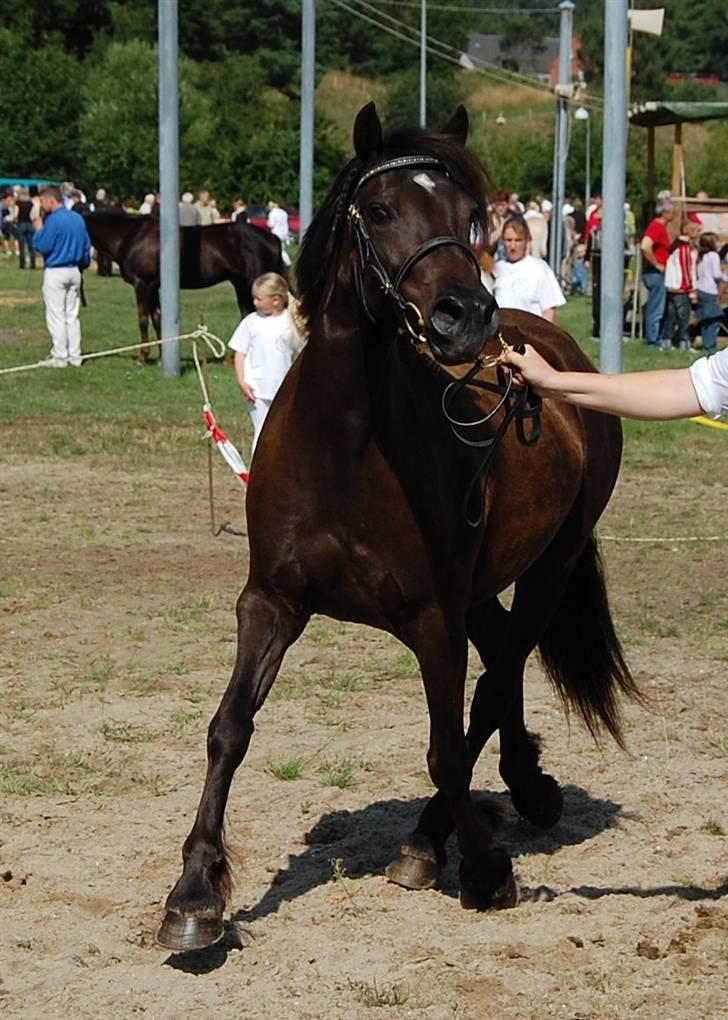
(384, 67), (466, 131)
(0, 28), (84, 177)
(77, 42), (216, 201)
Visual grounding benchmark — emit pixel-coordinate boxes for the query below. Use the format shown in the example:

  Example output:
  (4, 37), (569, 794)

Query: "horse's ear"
(353, 102), (383, 162)
(441, 105), (469, 145)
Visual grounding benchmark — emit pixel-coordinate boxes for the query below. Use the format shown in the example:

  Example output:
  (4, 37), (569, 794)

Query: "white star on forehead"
(413, 172), (436, 193)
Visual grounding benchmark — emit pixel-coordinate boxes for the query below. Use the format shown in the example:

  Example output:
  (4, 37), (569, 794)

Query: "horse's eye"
(367, 204), (392, 226)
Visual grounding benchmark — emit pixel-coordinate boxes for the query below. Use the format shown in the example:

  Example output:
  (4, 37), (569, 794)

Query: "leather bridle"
(347, 153), (542, 528)
(347, 155), (482, 344)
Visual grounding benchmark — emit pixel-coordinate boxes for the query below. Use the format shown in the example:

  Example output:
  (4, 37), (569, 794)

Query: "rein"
(442, 341), (542, 528)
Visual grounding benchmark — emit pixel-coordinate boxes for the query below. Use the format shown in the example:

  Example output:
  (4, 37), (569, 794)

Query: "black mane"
(296, 123), (490, 326)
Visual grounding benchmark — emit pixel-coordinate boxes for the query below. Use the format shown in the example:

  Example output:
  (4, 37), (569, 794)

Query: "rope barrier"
(600, 534), (726, 543)
(0, 322), (250, 501)
(0, 325), (227, 376)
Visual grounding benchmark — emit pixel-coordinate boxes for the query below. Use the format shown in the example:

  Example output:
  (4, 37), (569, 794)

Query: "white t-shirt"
(228, 309), (296, 400)
(689, 347), (728, 419)
(494, 255), (566, 317)
(267, 206), (289, 244)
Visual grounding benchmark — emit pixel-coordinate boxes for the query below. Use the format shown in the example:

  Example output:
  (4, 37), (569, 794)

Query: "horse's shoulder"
(499, 309), (595, 372)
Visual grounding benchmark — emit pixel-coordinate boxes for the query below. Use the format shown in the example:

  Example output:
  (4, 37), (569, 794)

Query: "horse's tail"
(537, 533), (642, 749)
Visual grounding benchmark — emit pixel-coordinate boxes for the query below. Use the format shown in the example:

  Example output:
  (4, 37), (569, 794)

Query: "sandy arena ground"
(1, 454), (726, 1020)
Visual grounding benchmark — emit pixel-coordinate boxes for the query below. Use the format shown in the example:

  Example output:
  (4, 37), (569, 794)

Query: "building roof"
(629, 101), (728, 127)
(466, 33), (559, 79)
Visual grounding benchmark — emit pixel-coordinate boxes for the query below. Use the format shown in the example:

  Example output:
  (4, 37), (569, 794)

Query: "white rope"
(0, 324), (226, 376)
(600, 534), (726, 543)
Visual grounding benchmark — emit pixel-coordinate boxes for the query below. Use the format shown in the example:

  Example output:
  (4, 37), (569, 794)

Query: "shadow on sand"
(160, 781), (728, 974)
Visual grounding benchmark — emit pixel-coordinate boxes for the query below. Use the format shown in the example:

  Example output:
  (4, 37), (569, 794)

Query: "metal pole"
(549, 1), (574, 280)
(158, 0), (180, 378)
(299, 0), (315, 239)
(599, 0), (628, 374)
(419, 0), (427, 127)
(585, 113), (591, 211)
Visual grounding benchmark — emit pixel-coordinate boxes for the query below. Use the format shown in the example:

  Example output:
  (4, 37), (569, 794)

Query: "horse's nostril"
(433, 296), (465, 326)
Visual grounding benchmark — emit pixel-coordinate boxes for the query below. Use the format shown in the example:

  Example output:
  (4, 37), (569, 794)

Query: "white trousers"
(42, 266), (82, 362)
(249, 398), (272, 457)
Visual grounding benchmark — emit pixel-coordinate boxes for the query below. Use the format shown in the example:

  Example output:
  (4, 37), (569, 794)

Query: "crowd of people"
(479, 186), (727, 352)
(2, 177), (726, 456)
(0, 183), (294, 245)
(0, 181), (295, 378)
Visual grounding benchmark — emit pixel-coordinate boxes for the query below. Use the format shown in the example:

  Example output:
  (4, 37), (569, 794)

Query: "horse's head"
(345, 103), (498, 366)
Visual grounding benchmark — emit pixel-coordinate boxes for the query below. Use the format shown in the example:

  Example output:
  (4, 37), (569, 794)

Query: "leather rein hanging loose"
(441, 347), (542, 527)
(347, 155), (542, 526)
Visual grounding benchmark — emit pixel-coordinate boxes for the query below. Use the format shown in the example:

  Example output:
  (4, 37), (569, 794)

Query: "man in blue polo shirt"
(32, 185), (91, 367)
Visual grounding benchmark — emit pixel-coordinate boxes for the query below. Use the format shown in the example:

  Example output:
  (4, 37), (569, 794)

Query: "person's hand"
(498, 343), (560, 393)
(241, 381), (256, 402)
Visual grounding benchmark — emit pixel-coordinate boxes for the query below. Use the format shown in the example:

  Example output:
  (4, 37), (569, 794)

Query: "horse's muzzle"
(427, 287), (500, 365)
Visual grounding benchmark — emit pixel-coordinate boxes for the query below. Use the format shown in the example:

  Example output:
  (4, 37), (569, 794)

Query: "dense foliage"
(0, 1), (725, 208)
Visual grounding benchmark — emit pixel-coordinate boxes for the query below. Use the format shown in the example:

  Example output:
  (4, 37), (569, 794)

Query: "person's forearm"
(541, 368), (703, 420)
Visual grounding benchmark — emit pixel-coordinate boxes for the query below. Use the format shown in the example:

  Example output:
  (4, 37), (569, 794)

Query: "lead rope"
(441, 339), (542, 527)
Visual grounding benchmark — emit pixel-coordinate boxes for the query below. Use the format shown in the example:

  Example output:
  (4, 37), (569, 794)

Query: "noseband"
(347, 156), (482, 344)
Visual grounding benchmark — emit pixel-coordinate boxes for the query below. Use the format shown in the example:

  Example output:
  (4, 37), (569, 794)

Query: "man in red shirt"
(640, 199), (675, 347)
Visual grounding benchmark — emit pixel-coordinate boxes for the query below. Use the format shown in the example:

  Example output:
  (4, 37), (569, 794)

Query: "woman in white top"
(493, 216), (566, 322)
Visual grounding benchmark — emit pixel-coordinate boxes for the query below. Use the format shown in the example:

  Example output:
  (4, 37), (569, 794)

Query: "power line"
(357, 1), (561, 11)
(327, 0), (603, 110)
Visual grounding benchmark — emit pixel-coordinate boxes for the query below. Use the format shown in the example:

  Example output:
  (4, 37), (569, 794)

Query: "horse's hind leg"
(134, 284), (152, 364)
(389, 590), (565, 893)
(150, 287), (162, 360)
(387, 610), (517, 911)
(157, 585), (308, 951)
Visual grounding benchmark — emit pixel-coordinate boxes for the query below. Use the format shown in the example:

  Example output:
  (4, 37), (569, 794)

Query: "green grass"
(348, 978), (409, 1009)
(0, 260), (248, 464)
(266, 754), (306, 781)
(319, 758), (357, 789)
(0, 763), (71, 796)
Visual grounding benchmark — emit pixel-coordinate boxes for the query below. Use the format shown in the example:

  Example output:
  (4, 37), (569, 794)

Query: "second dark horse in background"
(84, 213), (286, 363)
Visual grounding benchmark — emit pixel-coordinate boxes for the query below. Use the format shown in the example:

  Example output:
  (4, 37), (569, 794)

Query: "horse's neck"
(90, 215), (140, 258)
(301, 293), (447, 448)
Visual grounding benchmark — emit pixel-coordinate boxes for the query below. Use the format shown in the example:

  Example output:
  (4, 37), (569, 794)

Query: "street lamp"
(574, 105), (590, 211)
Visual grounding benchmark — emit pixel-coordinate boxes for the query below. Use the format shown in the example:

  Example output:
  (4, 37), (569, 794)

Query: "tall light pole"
(599, 0), (628, 373)
(299, 0), (315, 239)
(158, 0), (180, 378)
(419, 0), (427, 127)
(574, 105), (590, 210)
(549, 0), (575, 280)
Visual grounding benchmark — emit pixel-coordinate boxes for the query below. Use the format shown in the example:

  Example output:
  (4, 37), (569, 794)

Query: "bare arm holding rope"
(500, 344), (728, 421)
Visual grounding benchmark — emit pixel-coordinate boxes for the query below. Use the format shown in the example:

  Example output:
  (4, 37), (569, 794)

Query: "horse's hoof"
(511, 774), (563, 830)
(459, 848), (519, 911)
(385, 833), (441, 891)
(156, 909), (225, 952)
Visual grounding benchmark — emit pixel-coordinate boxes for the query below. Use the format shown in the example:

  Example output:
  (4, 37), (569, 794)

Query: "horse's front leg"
(387, 611), (517, 910)
(157, 585), (308, 951)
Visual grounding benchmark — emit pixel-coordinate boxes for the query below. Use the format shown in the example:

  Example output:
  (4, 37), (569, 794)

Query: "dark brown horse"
(157, 104), (639, 951)
(84, 213), (285, 362)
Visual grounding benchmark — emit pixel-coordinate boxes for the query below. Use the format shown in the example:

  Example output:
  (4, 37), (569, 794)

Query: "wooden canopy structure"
(628, 101), (728, 236)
